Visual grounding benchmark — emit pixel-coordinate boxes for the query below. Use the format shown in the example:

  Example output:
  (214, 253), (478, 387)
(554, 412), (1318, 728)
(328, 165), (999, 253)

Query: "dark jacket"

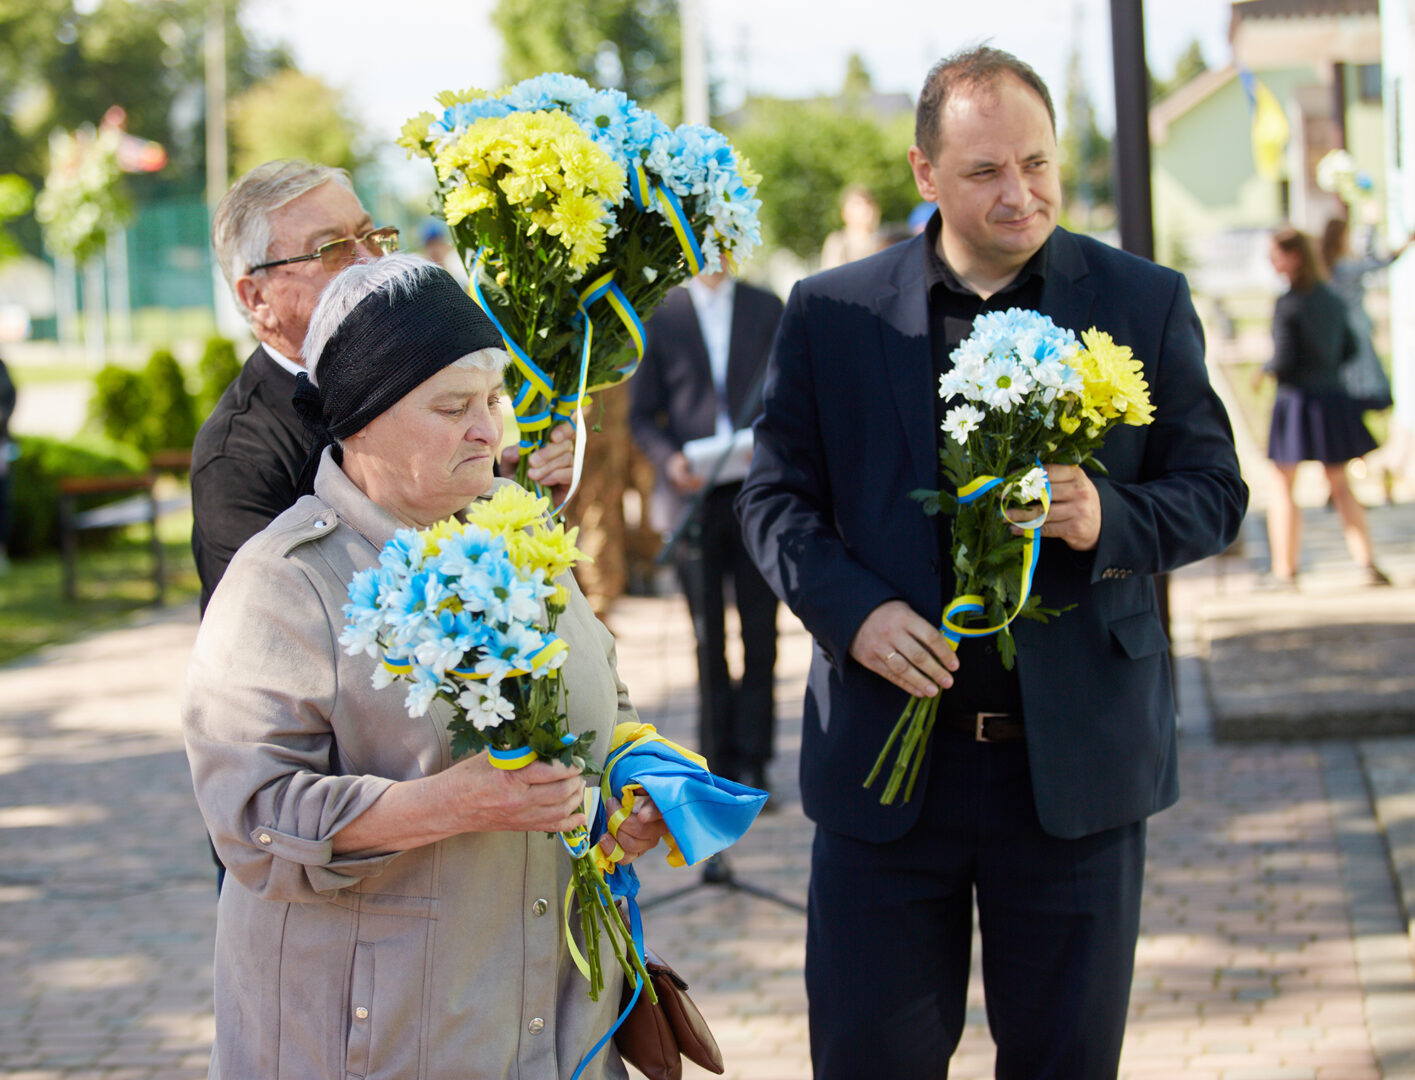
(1265, 283), (1356, 394)
(628, 283), (783, 528)
(190, 346), (307, 611)
(737, 227), (1248, 841)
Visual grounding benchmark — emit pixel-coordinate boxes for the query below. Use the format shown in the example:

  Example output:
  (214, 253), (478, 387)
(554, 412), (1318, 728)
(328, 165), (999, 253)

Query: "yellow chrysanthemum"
(737, 155), (762, 191)
(434, 86), (487, 109)
(443, 184), (497, 227)
(422, 518), (463, 555)
(1076, 328), (1154, 428)
(465, 484), (551, 538)
(505, 520), (591, 582)
(398, 112), (435, 159)
(547, 189), (609, 271)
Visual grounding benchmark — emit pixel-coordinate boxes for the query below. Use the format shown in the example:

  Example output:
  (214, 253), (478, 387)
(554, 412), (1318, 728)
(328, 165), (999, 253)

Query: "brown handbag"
(614, 946), (725, 1079)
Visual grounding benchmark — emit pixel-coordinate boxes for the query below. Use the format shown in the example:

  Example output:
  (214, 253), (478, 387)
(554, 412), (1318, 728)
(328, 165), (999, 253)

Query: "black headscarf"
(292, 264), (504, 494)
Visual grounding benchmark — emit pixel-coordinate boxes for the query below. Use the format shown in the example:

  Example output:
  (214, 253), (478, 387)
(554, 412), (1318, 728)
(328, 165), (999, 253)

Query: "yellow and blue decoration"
(940, 460), (1052, 647)
(490, 719), (766, 1080)
(466, 172), (708, 515)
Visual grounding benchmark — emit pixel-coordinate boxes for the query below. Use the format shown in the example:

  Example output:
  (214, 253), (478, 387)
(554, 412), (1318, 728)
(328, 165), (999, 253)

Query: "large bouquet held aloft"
(339, 485), (651, 1003)
(866, 309), (1155, 805)
(399, 74), (762, 488)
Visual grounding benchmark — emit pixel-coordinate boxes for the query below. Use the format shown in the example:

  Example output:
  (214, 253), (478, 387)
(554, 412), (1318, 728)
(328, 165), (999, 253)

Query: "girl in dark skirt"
(1256, 226), (1389, 587)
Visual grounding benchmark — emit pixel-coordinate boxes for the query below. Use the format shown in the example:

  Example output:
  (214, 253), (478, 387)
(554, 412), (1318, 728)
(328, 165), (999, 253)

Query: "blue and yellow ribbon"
(653, 184), (705, 276)
(385, 638), (569, 684)
(940, 461), (1052, 647)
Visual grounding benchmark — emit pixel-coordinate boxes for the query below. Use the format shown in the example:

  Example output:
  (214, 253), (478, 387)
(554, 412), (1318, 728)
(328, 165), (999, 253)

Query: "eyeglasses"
(249, 226), (400, 274)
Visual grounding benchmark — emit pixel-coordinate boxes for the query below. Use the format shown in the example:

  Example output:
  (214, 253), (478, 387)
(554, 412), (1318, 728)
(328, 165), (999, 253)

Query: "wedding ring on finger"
(885, 650), (900, 665)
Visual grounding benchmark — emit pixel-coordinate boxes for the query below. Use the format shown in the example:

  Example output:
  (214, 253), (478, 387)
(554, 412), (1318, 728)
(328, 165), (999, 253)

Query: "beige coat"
(182, 453), (631, 1080)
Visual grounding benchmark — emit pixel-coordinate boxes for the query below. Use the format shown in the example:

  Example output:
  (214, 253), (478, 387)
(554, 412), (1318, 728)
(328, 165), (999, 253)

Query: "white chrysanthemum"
(458, 683), (516, 730)
(941, 403), (987, 445)
(980, 358), (1033, 413)
(404, 669), (443, 718)
(1016, 465), (1049, 504)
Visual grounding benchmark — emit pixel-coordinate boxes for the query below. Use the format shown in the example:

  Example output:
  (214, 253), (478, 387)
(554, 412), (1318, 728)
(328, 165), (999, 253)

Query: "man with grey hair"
(192, 159), (573, 612)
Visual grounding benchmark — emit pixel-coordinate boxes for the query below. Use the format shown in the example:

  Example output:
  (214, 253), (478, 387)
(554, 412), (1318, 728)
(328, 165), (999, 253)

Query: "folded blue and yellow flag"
(594, 721), (768, 884)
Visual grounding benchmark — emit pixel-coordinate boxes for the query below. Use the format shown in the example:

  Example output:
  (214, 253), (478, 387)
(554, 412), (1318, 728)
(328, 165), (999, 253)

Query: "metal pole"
(1109, 0), (1171, 657)
(1109, 0), (1154, 260)
(681, 0), (709, 126)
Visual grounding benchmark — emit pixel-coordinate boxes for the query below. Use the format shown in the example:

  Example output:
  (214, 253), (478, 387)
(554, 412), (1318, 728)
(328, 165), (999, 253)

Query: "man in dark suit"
(737, 48), (1247, 1079)
(630, 271), (784, 790)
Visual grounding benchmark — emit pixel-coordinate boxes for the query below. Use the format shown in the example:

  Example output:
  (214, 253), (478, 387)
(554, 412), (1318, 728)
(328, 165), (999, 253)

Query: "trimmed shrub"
(197, 336), (242, 418)
(7, 435), (146, 558)
(91, 363), (147, 446)
(89, 346), (202, 457)
(140, 348), (197, 454)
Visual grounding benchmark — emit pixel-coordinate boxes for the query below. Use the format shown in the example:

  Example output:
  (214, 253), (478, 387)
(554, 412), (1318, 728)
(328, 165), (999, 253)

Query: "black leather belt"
(939, 711), (1025, 742)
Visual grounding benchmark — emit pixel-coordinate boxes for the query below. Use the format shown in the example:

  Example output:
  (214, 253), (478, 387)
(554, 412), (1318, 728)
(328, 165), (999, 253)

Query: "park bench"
(58, 450), (191, 603)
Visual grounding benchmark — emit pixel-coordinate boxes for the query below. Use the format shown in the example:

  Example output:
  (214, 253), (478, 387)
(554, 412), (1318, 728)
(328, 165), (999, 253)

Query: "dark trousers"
(674, 483), (779, 782)
(806, 732), (1146, 1080)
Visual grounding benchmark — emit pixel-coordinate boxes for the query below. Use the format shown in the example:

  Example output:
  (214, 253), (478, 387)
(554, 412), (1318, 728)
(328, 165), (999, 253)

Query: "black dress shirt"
(921, 211), (1050, 717)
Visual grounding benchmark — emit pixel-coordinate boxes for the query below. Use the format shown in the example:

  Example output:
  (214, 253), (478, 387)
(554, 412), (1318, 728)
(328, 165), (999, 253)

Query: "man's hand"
(1010, 464), (1101, 552)
(848, 599), (957, 698)
(500, 421), (576, 504)
(666, 451), (705, 495)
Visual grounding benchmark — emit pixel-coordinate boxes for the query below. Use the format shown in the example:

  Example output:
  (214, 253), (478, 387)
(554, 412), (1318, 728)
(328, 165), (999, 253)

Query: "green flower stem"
(569, 846), (656, 1004)
(866, 692), (944, 806)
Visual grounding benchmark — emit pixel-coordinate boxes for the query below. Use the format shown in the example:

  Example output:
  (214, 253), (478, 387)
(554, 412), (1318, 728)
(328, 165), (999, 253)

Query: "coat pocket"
(346, 941), (374, 1080)
(1108, 610), (1170, 660)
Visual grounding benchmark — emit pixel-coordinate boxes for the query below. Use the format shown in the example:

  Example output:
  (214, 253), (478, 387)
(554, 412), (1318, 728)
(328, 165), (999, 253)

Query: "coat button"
(528, 1017), (545, 1034)
(532, 898), (549, 917)
(354, 1007), (369, 1020)
(314, 519), (328, 529)
(258, 832), (272, 845)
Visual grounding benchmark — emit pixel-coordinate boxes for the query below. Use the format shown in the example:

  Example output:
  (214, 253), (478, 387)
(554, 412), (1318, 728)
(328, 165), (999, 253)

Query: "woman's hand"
(597, 792), (670, 865)
(447, 755), (587, 835)
(332, 755), (586, 855)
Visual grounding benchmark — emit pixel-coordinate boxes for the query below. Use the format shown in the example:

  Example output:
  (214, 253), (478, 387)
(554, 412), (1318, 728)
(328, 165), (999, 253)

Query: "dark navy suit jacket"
(737, 228), (1248, 842)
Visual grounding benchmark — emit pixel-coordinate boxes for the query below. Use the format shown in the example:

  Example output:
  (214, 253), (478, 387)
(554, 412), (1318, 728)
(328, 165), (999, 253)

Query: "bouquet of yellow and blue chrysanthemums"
(866, 309), (1155, 805)
(398, 73), (762, 486)
(339, 484), (651, 1003)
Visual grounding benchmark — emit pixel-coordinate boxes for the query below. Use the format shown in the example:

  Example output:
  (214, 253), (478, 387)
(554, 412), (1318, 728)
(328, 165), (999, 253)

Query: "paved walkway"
(4, 498), (1415, 1079)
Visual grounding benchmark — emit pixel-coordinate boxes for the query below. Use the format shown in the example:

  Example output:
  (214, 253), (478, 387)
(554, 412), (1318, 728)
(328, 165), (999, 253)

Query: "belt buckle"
(974, 712), (1008, 742)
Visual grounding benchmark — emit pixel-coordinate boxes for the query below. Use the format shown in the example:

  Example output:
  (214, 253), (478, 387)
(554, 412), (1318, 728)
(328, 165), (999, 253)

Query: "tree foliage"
(230, 70), (366, 177)
(0, 0), (290, 198)
(1059, 43), (1112, 213)
(727, 99), (918, 258)
(0, 175), (33, 263)
(1150, 39), (1209, 103)
(491, 0), (682, 120)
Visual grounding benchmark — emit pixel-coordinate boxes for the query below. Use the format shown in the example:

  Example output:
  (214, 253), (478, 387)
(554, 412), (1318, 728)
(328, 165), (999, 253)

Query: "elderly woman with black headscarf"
(182, 254), (667, 1079)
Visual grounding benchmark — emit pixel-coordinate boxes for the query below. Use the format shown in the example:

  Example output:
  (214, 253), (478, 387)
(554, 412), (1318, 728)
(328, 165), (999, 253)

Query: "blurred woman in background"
(1257, 225), (1389, 588)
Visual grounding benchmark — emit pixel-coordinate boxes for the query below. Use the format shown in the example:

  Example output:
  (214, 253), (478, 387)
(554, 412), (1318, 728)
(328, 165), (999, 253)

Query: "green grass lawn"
(0, 512), (198, 667)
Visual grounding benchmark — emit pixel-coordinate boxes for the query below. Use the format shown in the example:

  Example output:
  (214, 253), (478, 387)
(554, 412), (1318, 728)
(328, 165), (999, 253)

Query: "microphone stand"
(644, 361), (806, 916)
